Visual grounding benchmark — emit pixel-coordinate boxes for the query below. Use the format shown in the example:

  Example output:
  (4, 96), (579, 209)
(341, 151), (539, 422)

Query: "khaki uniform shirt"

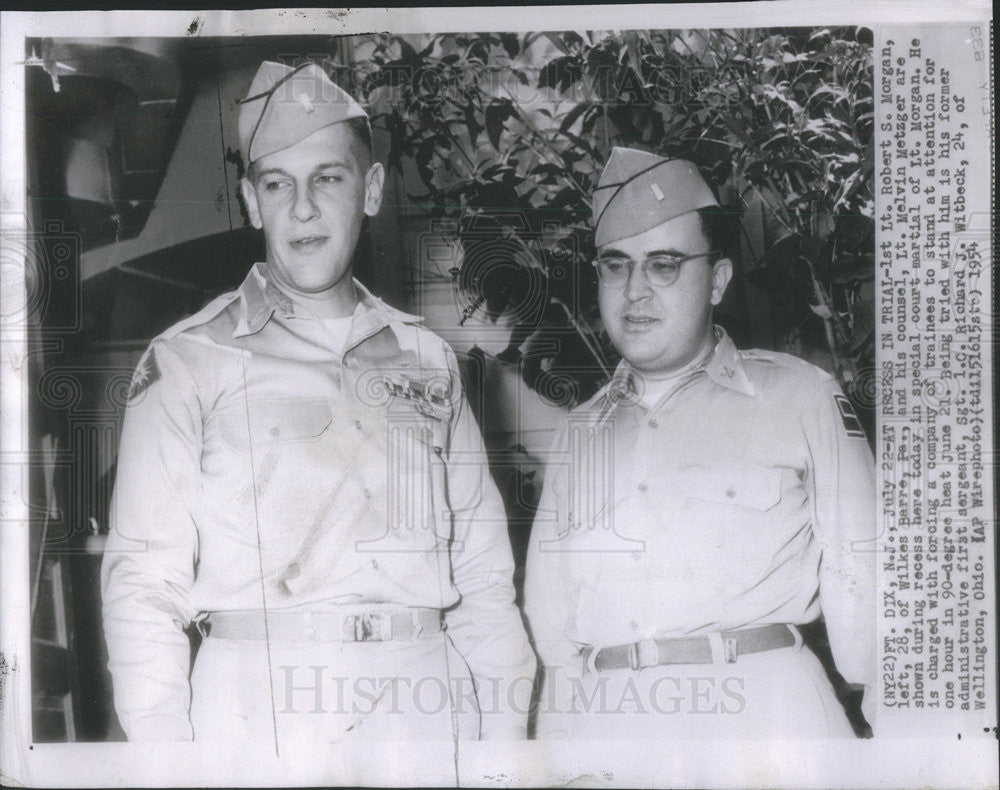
(102, 264), (535, 740)
(525, 328), (876, 731)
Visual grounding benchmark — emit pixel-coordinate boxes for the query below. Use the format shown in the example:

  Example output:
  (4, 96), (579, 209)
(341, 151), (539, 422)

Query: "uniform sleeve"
(801, 376), (878, 728)
(101, 340), (201, 741)
(441, 352), (537, 740)
(523, 421), (581, 739)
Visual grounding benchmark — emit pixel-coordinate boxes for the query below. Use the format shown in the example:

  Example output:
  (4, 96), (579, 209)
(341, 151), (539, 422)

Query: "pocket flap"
(249, 399), (332, 440)
(680, 463), (782, 511)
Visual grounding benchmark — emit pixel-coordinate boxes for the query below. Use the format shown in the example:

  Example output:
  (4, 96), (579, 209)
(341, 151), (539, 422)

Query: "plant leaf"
(484, 99), (513, 151)
(538, 55), (581, 92)
(500, 33), (520, 60)
(543, 32), (570, 55)
(464, 102), (483, 149)
(396, 36), (422, 66)
(558, 102), (590, 133)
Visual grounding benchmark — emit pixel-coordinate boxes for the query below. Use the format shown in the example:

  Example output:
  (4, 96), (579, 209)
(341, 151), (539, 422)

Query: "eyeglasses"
(592, 251), (721, 288)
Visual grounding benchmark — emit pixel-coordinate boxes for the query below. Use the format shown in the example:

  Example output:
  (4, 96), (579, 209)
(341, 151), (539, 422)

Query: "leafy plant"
(349, 27), (875, 409)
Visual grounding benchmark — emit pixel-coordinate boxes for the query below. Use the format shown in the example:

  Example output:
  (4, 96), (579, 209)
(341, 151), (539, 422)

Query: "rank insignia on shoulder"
(833, 393), (866, 439)
(128, 349), (161, 402)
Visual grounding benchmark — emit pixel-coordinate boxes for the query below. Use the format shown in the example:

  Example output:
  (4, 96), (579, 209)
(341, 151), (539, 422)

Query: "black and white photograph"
(0, 4), (995, 787)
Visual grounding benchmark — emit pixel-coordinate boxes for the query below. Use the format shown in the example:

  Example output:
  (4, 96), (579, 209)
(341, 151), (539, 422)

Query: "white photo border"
(1, 4), (995, 788)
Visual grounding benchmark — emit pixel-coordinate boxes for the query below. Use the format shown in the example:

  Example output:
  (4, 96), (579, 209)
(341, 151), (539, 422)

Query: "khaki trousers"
(189, 631), (481, 744)
(539, 643), (855, 739)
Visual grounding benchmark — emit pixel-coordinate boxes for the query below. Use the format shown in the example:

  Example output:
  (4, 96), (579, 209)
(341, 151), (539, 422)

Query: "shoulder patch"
(833, 393), (866, 439)
(128, 348), (161, 402)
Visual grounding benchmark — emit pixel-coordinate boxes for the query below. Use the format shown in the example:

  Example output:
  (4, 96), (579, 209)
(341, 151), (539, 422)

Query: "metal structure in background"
(29, 434), (76, 742)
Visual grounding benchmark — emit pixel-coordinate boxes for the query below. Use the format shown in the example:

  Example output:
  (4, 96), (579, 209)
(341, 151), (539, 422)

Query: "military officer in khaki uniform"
(102, 61), (535, 744)
(524, 147), (876, 739)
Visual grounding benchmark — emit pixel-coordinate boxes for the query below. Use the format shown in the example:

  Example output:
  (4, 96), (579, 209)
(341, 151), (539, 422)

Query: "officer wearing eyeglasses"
(524, 147), (877, 739)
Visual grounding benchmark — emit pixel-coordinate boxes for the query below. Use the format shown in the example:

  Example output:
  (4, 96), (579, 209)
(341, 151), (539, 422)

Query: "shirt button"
(648, 419), (658, 429)
(725, 488), (736, 498)
(638, 483), (648, 493)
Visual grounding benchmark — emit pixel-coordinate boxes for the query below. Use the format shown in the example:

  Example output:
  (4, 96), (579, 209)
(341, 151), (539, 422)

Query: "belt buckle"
(346, 613), (391, 642)
(723, 636), (738, 663)
(629, 638), (659, 670)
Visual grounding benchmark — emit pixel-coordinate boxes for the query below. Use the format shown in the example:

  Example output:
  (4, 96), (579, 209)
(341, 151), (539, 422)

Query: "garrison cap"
(238, 61), (368, 164)
(593, 147), (718, 247)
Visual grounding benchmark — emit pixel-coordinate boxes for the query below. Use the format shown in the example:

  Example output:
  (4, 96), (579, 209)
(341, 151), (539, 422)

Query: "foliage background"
(347, 27), (876, 426)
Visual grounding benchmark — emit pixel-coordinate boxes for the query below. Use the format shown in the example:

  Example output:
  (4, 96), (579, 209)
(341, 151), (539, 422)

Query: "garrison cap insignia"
(237, 61), (369, 164)
(593, 147), (719, 247)
(834, 393), (866, 439)
(127, 349), (160, 402)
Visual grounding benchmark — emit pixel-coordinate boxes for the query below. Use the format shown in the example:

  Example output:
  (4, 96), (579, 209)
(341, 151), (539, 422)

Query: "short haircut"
(344, 116), (373, 163)
(246, 116), (373, 182)
(696, 206), (741, 259)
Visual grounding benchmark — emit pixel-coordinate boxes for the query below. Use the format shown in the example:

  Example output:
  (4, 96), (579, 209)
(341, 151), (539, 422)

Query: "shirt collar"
(233, 262), (423, 338)
(346, 278), (425, 350)
(595, 360), (638, 424)
(704, 326), (756, 397)
(595, 325), (755, 423)
(233, 263), (291, 336)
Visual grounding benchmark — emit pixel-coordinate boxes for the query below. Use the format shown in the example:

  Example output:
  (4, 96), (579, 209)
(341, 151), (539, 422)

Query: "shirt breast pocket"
(252, 399), (332, 442)
(216, 399), (333, 451)
(677, 463), (786, 582)
(680, 463), (783, 512)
